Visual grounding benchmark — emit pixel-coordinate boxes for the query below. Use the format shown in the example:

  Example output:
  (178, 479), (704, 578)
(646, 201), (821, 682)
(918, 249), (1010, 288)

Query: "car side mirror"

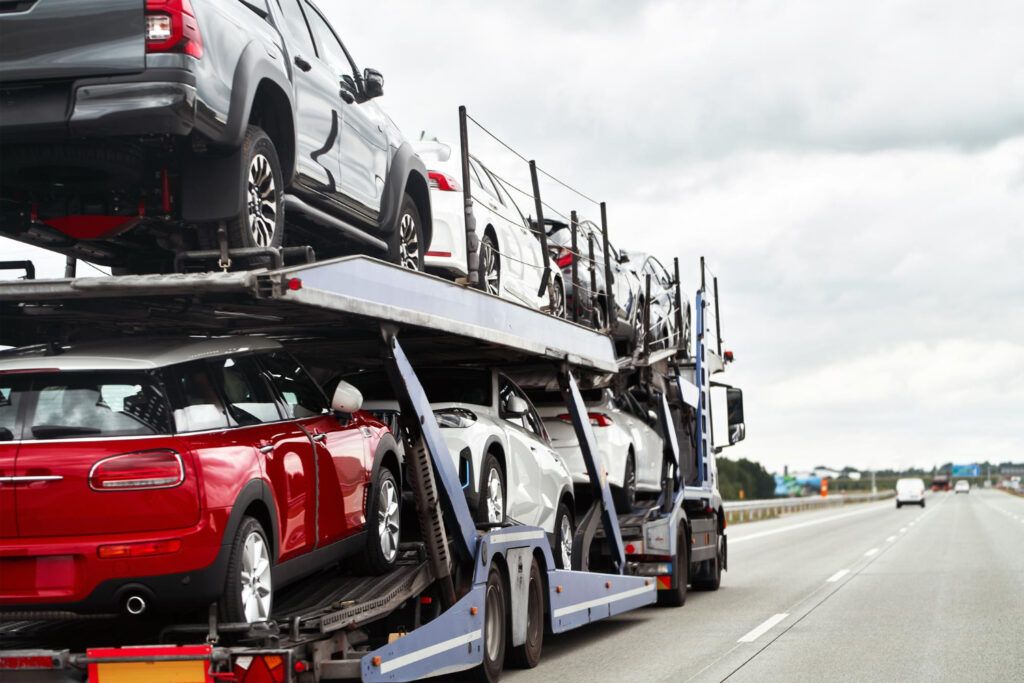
(618, 251), (630, 264)
(647, 409), (658, 425)
(363, 68), (384, 99)
(332, 380), (363, 414)
(505, 395), (528, 417)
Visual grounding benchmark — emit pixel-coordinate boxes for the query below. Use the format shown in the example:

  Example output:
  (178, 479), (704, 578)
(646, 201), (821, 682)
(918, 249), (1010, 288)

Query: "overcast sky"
(4, 1), (1021, 473)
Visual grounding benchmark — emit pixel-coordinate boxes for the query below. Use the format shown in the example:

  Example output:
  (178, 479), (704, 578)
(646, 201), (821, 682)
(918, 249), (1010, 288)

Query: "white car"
(413, 139), (566, 316)
(350, 368), (576, 568)
(530, 388), (663, 510)
(954, 480), (971, 494)
(895, 477), (926, 508)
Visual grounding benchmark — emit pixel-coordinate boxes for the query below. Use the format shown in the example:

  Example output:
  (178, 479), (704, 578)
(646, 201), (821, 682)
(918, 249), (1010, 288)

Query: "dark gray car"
(0, 0), (431, 271)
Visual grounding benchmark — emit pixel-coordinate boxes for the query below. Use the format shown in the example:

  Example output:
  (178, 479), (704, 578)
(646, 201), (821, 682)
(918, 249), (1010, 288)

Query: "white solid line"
(826, 569), (850, 583)
(379, 630), (482, 674)
(551, 583), (656, 618)
(886, 536), (896, 543)
(864, 548), (879, 557)
(490, 529), (546, 544)
(729, 504), (890, 546)
(900, 527), (907, 533)
(738, 613), (789, 643)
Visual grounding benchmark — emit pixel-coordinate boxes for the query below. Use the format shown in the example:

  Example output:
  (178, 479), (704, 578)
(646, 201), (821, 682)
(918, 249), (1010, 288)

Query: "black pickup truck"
(0, 0), (431, 271)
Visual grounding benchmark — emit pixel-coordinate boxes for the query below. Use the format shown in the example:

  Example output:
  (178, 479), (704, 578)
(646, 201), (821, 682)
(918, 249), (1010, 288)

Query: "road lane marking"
(729, 504), (891, 545)
(738, 613), (789, 643)
(826, 569), (850, 583)
(886, 535), (896, 542)
(900, 527), (907, 533)
(864, 548), (879, 557)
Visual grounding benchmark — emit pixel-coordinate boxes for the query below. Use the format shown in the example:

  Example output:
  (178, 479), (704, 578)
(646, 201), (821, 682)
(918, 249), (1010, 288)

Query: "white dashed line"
(864, 548), (879, 557)
(826, 569), (850, 583)
(899, 527), (907, 533)
(886, 536), (896, 543)
(738, 613), (789, 643)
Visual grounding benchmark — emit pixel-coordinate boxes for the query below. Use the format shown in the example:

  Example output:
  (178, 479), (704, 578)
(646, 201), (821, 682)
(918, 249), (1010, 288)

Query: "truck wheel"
(658, 530), (688, 607)
(477, 453), (506, 526)
(223, 125), (284, 258)
(508, 559), (544, 669)
(552, 501), (574, 570)
(612, 455), (636, 512)
(358, 467), (401, 575)
(220, 516), (273, 624)
(474, 564), (507, 682)
(389, 193), (423, 271)
(693, 538), (722, 591)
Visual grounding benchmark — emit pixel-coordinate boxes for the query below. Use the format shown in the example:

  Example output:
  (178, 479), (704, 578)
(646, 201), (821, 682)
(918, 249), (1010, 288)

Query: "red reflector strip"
(0, 656), (56, 670)
(426, 251), (452, 258)
(656, 575), (673, 590)
(98, 538), (182, 559)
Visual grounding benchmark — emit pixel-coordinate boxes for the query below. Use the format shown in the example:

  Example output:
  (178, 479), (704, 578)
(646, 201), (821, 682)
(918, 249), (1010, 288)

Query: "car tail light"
(427, 171), (461, 192)
(557, 413), (613, 427)
(89, 450), (184, 491)
(98, 538), (182, 559)
(145, 0), (204, 59)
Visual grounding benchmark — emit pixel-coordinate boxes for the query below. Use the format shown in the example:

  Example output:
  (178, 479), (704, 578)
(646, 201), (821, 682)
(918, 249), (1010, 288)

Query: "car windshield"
(0, 371), (172, 440)
(346, 369), (492, 407)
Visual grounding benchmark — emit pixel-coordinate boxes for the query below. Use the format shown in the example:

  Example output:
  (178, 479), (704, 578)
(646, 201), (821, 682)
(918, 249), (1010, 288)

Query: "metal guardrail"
(723, 491), (896, 524)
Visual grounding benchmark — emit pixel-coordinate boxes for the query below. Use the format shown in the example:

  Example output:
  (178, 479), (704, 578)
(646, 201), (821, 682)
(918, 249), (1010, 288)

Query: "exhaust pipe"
(125, 595), (147, 616)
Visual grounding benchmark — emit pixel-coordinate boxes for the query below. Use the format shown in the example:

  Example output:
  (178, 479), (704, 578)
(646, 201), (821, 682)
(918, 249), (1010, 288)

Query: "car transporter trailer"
(0, 253), (737, 682)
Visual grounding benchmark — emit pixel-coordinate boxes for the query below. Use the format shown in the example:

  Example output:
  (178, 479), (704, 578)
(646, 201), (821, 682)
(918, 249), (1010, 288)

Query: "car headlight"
(433, 408), (478, 429)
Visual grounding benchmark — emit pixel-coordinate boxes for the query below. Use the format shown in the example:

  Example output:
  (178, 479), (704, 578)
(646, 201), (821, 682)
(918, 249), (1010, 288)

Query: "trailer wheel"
(474, 564), (507, 682)
(658, 529), (688, 607)
(693, 538), (722, 591)
(508, 558), (544, 669)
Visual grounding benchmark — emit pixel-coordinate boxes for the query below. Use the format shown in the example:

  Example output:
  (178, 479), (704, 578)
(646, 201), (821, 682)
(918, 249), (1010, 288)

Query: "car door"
(471, 161), (528, 302)
(260, 351), (370, 545)
(303, 2), (388, 217)
(203, 355), (320, 563)
(496, 374), (541, 525)
(0, 375), (24, 538)
(489, 168), (547, 308)
(273, 0), (343, 195)
(625, 392), (664, 488)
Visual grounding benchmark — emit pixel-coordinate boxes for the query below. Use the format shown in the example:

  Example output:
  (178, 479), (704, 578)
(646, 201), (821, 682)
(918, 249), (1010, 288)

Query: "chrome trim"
(87, 450), (185, 492)
(0, 475), (64, 483)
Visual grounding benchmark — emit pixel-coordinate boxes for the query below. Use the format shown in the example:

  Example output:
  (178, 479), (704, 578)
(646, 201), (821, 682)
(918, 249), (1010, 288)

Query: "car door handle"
(258, 444), (274, 454)
(294, 55), (312, 72)
(312, 433), (327, 442)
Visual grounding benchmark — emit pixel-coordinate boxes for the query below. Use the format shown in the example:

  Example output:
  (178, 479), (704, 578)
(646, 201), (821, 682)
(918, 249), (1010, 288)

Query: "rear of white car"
(895, 477), (926, 508)
(954, 480), (971, 494)
(414, 140), (469, 277)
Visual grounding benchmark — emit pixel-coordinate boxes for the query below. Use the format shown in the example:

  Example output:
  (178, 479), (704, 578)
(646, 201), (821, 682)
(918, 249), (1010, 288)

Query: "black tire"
(552, 501), (574, 570)
(222, 125), (284, 257)
(593, 296), (608, 330)
(220, 516), (273, 624)
(896, 502), (902, 509)
(921, 500), (926, 508)
(474, 564), (507, 683)
(358, 467), (401, 575)
(658, 530), (688, 607)
(612, 455), (636, 512)
(693, 538), (722, 591)
(480, 231), (500, 295)
(389, 193), (424, 271)
(508, 559), (544, 669)
(548, 276), (566, 318)
(476, 452), (506, 526)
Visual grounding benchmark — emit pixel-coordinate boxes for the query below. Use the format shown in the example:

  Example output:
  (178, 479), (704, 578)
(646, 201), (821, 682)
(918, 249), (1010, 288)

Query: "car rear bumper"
(0, 68), (197, 143)
(424, 195), (468, 277)
(0, 510), (227, 615)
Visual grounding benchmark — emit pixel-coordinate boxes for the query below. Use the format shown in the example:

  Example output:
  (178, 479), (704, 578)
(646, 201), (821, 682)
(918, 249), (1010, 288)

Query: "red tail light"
(555, 250), (574, 269)
(557, 413), (613, 427)
(98, 538), (182, 559)
(427, 171), (461, 192)
(146, 0), (204, 59)
(89, 450), (184, 491)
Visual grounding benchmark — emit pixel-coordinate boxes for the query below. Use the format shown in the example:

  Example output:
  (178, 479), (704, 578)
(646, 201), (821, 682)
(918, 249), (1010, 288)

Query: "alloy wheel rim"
(549, 279), (564, 317)
(482, 239), (499, 295)
(377, 478), (400, 563)
(486, 468), (504, 524)
(240, 531), (272, 623)
(246, 154), (277, 248)
(594, 301), (607, 330)
(626, 462), (636, 506)
(399, 213), (419, 269)
(559, 514), (573, 568)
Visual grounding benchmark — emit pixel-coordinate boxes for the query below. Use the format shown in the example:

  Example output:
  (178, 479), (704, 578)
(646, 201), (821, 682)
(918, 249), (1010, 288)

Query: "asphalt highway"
(497, 488), (1024, 683)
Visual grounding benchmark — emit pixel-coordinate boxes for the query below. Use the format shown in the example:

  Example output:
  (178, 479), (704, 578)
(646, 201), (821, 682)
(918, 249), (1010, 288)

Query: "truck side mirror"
(363, 68), (384, 99)
(727, 387), (745, 445)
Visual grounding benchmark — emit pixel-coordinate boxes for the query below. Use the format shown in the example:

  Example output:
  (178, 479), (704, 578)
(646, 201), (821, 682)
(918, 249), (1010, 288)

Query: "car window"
(346, 369), (492, 407)
(489, 172), (530, 225)
(209, 356), (283, 426)
(302, 1), (355, 78)
(168, 362), (230, 433)
(0, 377), (26, 441)
(276, 0), (316, 57)
(28, 372), (172, 439)
(469, 159), (502, 204)
(261, 352), (329, 418)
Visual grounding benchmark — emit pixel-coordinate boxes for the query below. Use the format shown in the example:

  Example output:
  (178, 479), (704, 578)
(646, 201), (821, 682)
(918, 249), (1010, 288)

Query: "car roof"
(0, 336), (282, 372)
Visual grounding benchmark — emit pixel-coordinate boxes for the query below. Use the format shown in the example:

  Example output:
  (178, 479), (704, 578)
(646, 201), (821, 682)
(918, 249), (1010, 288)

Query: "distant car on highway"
(954, 480), (971, 494)
(895, 477), (926, 508)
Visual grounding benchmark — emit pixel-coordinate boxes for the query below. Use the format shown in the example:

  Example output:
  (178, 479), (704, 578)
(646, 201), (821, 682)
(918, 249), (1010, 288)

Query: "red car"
(0, 337), (401, 623)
